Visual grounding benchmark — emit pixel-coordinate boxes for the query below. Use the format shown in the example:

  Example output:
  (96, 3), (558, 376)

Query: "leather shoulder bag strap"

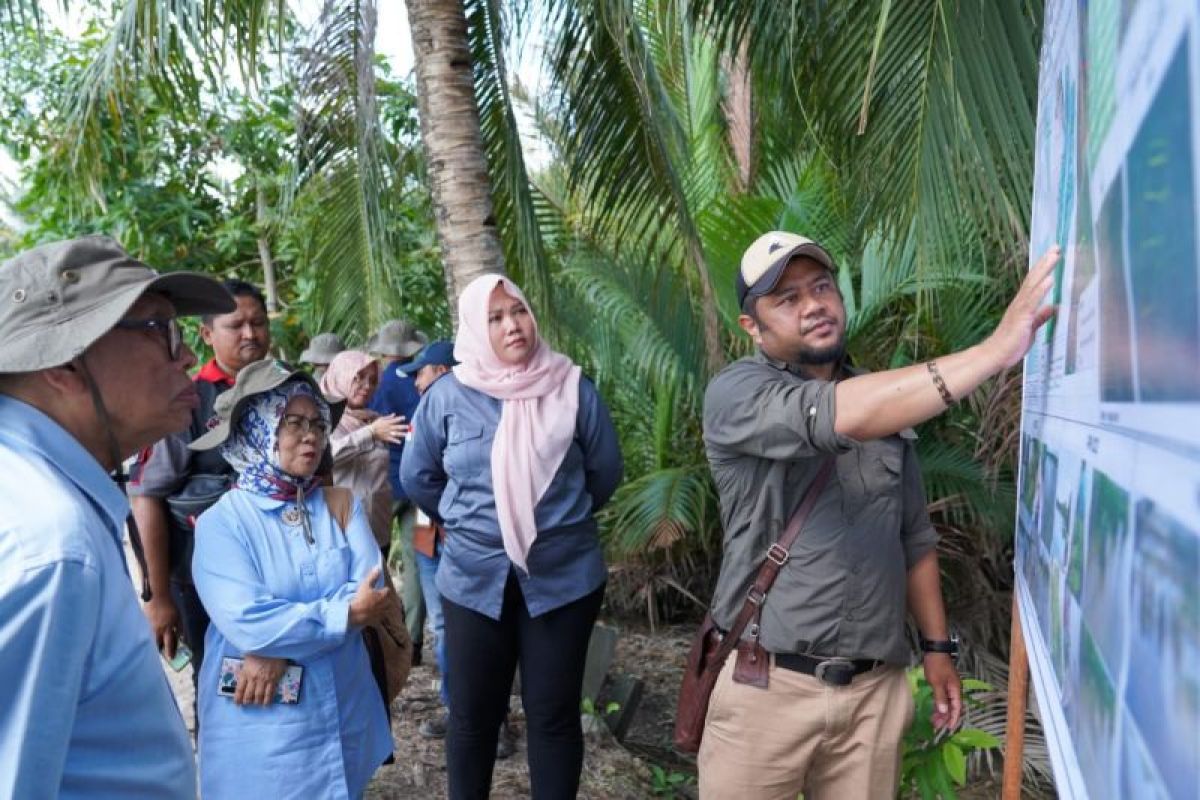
(323, 487), (354, 533)
(710, 457), (836, 662)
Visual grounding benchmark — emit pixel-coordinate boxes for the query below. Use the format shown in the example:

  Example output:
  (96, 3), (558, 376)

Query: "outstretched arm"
(835, 247), (1060, 441)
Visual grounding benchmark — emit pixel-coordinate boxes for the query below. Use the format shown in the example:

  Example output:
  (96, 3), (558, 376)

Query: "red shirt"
(128, 359), (234, 488)
(194, 358), (236, 388)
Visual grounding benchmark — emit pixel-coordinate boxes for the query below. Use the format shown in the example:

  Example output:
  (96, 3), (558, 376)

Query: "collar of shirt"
(195, 358), (236, 387)
(235, 487), (293, 512)
(753, 348), (859, 380)
(0, 395), (129, 541)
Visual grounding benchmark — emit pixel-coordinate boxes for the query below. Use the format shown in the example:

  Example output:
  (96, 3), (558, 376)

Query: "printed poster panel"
(1018, 0), (1200, 797)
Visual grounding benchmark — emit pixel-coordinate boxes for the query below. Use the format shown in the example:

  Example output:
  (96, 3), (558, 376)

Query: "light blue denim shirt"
(0, 395), (195, 799)
(400, 374), (623, 620)
(191, 488), (392, 800)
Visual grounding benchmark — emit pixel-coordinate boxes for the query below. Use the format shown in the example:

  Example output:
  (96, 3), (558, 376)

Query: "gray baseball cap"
(369, 319), (428, 358)
(190, 359), (345, 452)
(299, 332), (346, 365)
(0, 235), (235, 373)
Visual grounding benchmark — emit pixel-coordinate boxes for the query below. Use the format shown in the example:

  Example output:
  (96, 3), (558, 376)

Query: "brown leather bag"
(672, 459), (834, 753)
(324, 487), (412, 704)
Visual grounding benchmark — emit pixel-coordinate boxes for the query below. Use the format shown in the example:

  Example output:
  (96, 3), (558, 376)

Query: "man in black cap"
(0, 235), (234, 797)
(698, 231), (1060, 798)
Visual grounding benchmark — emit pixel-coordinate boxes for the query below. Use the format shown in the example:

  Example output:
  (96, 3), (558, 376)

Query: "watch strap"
(920, 636), (958, 654)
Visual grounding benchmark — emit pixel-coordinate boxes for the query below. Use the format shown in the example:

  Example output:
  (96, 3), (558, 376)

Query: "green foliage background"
(0, 0), (1052, 787)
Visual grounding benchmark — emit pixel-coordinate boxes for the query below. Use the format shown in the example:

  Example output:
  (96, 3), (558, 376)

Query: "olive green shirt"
(702, 350), (938, 664)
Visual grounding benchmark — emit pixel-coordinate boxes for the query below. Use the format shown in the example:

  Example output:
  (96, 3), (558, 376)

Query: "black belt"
(774, 652), (884, 686)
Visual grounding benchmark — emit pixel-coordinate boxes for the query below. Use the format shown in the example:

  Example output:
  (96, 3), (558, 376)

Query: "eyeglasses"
(279, 414), (329, 437)
(114, 318), (183, 361)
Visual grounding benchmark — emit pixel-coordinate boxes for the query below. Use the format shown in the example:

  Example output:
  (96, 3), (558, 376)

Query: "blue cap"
(399, 340), (457, 375)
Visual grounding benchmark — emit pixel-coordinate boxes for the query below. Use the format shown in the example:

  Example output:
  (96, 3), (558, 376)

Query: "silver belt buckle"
(814, 657), (855, 686)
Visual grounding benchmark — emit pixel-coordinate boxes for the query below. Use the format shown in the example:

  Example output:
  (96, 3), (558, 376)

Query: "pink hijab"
(454, 274), (581, 573)
(319, 350), (379, 429)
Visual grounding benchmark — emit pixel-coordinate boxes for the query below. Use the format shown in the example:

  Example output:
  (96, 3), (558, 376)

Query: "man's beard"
(758, 315), (847, 366)
(793, 336), (847, 366)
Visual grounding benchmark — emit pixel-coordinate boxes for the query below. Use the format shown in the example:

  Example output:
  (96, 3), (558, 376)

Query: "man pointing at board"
(698, 232), (1059, 799)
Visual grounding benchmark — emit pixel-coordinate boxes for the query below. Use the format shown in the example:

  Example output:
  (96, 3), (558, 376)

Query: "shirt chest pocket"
(310, 544), (351, 595)
(839, 431), (911, 520)
(445, 419), (489, 478)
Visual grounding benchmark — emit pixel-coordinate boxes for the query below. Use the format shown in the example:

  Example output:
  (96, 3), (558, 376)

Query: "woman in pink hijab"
(401, 274), (623, 799)
(320, 350), (409, 551)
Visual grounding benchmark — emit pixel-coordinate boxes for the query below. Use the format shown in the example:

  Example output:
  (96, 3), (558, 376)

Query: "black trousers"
(442, 573), (604, 800)
(170, 579), (210, 728)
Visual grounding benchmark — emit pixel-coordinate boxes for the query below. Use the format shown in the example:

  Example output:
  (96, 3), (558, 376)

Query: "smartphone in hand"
(164, 642), (192, 672)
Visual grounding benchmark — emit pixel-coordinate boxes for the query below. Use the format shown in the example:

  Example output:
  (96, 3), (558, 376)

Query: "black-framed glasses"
(114, 318), (183, 361)
(279, 414), (329, 437)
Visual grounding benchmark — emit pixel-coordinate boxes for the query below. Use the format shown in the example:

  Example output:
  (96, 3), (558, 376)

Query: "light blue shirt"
(192, 488), (392, 800)
(0, 395), (195, 799)
(400, 374), (623, 619)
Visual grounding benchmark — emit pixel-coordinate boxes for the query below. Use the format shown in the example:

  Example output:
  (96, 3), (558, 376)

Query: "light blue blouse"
(400, 374), (623, 620)
(192, 488), (392, 800)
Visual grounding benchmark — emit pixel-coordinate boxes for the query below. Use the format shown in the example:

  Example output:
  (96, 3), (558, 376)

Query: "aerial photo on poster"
(1016, 0), (1200, 797)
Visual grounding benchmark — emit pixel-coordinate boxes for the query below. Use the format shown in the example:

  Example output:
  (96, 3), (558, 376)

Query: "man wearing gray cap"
(696, 231), (1060, 797)
(0, 235), (235, 797)
(299, 331), (346, 381)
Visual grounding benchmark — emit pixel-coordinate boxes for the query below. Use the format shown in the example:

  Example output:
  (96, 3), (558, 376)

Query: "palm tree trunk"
(405, 0), (506, 317)
(722, 40), (753, 192)
(255, 181), (279, 313)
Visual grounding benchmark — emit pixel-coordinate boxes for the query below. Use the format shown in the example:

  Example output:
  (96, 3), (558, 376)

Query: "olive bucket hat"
(368, 319), (428, 359)
(298, 332), (346, 365)
(0, 235), (236, 373)
(189, 359), (345, 452)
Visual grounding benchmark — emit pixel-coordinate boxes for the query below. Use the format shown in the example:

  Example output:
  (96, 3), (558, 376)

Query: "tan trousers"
(698, 653), (914, 800)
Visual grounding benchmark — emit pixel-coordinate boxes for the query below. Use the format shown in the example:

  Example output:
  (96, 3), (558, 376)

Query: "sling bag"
(324, 487), (413, 705)
(672, 458), (835, 753)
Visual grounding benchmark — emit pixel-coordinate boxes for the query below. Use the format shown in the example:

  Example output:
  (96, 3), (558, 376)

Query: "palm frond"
(691, 0), (1040, 280)
(542, 0), (726, 368)
(464, 0), (555, 317)
(599, 464), (715, 559)
(285, 0), (401, 339)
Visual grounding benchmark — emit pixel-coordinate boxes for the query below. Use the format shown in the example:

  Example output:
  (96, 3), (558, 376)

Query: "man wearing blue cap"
(398, 341), (459, 740)
(367, 319), (428, 659)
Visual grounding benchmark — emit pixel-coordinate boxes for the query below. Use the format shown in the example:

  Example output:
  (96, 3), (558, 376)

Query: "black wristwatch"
(919, 635), (960, 661)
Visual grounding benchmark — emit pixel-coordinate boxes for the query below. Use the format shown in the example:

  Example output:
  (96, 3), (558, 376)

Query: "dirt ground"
(365, 624), (698, 799)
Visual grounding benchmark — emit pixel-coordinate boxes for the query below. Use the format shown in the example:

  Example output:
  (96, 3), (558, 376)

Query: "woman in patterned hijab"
(188, 368), (397, 799)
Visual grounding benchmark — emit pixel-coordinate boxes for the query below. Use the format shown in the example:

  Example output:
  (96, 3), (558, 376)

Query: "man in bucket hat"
(367, 319), (429, 660)
(0, 235), (234, 797)
(697, 231), (1061, 797)
(299, 331), (346, 381)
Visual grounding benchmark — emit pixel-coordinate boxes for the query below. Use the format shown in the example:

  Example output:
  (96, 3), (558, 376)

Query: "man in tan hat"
(367, 319), (430, 660)
(0, 235), (234, 797)
(698, 231), (1060, 797)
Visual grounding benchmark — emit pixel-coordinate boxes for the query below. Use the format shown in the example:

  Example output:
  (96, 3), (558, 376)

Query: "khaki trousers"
(698, 653), (914, 800)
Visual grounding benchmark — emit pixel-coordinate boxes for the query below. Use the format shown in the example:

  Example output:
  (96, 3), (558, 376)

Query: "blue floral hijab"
(220, 380), (332, 501)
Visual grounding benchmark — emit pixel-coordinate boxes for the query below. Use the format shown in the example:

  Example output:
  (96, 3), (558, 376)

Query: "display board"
(1017, 0), (1200, 797)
